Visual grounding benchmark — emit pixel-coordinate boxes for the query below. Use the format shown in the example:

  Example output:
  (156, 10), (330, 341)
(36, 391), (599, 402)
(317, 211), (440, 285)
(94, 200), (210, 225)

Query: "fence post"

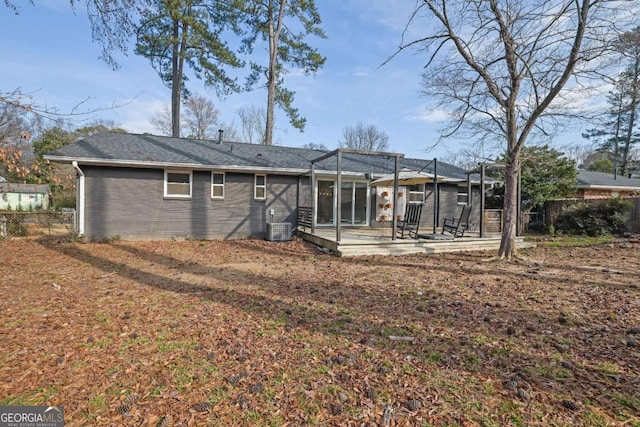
(72, 210), (77, 233)
(0, 215), (6, 238)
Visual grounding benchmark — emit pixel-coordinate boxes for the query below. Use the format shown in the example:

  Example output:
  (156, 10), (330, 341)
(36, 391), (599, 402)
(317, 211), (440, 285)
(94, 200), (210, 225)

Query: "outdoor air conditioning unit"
(266, 222), (292, 242)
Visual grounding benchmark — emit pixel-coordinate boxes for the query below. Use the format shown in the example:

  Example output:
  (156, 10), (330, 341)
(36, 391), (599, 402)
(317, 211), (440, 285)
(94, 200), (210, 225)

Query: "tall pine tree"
(241, 0), (325, 145)
(585, 27), (640, 177)
(135, 0), (246, 137)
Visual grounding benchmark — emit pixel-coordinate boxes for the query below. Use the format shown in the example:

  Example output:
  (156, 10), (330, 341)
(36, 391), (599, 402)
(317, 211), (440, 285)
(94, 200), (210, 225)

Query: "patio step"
(336, 242), (425, 257)
(297, 228), (536, 257)
(336, 238), (534, 257)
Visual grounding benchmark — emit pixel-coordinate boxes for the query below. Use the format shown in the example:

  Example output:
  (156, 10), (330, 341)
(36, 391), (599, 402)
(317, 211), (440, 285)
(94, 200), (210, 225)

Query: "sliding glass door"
(317, 180), (334, 225)
(350, 182), (368, 225)
(317, 179), (369, 226)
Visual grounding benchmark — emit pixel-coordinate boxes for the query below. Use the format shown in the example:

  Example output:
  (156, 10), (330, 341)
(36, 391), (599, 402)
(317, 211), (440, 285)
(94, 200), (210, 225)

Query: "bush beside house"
(554, 198), (633, 236)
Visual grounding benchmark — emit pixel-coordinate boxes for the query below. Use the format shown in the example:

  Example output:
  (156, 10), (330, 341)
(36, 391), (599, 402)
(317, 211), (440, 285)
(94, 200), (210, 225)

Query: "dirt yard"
(1, 235), (639, 426)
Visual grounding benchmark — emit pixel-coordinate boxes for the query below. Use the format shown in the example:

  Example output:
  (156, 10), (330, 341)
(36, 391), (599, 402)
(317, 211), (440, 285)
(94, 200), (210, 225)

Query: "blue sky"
(1, 1), (586, 161)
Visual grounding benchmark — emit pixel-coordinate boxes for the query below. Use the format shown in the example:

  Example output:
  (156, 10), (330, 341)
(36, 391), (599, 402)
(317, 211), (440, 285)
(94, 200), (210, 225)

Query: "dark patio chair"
(397, 203), (423, 239)
(442, 204), (472, 237)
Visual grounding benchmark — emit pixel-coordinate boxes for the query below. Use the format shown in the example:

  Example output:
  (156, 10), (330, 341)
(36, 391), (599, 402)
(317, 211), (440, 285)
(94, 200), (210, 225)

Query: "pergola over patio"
(309, 148), (405, 243)
(303, 151), (523, 249)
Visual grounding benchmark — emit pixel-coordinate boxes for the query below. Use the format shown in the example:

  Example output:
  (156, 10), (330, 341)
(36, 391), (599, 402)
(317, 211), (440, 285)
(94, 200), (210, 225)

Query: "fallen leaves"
(0, 236), (639, 425)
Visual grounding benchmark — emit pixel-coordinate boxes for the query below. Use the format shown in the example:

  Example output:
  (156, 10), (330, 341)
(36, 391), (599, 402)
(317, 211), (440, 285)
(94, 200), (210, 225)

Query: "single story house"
(0, 183), (51, 211)
(576, 170), (640, 199)
(44, 132), (485, 241)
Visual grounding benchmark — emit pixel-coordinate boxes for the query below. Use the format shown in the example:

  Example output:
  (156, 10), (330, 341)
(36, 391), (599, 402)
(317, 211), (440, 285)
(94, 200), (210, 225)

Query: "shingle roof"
(577, 170), (640, 189)
(45, 132), (473, 180)
(0, 183), (51, 194)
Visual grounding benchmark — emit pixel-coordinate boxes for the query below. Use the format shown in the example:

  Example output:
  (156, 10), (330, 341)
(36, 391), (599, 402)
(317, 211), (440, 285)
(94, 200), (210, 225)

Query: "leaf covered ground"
(0, 236), (639, 426)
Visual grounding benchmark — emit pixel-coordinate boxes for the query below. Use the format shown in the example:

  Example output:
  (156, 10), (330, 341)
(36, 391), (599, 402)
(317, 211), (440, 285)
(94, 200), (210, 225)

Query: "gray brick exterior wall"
(82, 166), (303, 241)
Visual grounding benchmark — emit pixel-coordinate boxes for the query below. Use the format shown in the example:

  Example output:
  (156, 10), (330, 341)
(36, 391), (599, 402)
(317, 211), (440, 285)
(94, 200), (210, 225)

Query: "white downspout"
(71, 161), (85, 236)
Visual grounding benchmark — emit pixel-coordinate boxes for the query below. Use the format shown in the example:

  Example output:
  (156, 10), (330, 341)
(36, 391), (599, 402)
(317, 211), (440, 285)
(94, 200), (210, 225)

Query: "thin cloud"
(113, 98), (166, 134)
(407, 108), (450, 123)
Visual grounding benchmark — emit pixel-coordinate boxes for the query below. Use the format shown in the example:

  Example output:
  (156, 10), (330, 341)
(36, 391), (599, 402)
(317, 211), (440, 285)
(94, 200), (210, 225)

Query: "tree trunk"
(621, 56), (640, 176)
(613, 97), (623, 179)
(171, 17), (181, 138)
(169, 4), (189, 139)
(264, 0), (285, 146)
(497, 154), (520, 259)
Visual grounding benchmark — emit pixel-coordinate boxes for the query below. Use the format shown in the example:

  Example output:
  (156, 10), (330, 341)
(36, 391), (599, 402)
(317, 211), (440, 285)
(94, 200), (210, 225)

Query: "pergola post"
(467, 173), (472, 207)
(480, 163), (486, 238)
(310, 163), (316, 235)
(392, 155), (399, 241)
(336, 150), (342, 243)
(432, 158), (438, 234)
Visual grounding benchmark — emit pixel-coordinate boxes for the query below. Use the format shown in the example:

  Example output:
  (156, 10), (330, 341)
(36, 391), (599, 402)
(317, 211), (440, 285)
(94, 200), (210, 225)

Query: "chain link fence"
(0, 210), (76, 238)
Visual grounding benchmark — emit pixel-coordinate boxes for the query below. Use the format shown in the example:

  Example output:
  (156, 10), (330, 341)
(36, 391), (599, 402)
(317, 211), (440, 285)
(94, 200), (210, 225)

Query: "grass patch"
(594, 361), (622, 375)
(539, 235), (616, 248)
(93, 312), (110, 323)
(156, 336), (186, 353)
(87, 393), (108, 419)
(168, 363), (194, 389)
(208, 385), (229, 406)
(0, 386), (58, 406)
(609, 392), (638, 411)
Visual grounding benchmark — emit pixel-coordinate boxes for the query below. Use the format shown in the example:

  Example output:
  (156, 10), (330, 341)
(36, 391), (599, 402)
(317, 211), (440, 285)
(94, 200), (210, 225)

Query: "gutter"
(577, 184), (640, 192)
(45, 156), (311, 175)
(44, 156), (368, 178)
(71, 161), (85, 236)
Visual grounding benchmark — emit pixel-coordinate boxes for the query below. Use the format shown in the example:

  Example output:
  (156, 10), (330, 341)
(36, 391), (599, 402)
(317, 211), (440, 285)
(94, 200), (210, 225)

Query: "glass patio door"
(317, 180), (334, 225)
(353, 182), (368, 224)
(340, 182), (353, 224)
(317, 180), (368, 226)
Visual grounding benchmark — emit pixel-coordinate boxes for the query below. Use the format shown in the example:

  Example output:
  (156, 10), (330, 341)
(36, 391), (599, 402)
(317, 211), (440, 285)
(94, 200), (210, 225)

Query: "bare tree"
(338, 122), (389, 152)
(392, 0), (633, 259)
(441, 146), (495, 171)
(151, 94), (224, 140)
(0, 101), (31, 145)
(149, 102), (174, 137)
(183, 94), (221, 140)
(238, 105), (266, 144)
(218, 121), (239, 141)
(561, 140), (599, 168)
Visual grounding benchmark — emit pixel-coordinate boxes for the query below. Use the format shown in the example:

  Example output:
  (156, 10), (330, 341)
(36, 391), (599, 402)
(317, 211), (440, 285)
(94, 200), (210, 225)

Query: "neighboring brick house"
(44, 132), (482, 241)
(576, 170), (640, 199)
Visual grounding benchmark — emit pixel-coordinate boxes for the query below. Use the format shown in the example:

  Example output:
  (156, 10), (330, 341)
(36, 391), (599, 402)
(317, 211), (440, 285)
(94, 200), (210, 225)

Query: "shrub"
(555, 198), (632, 236)
(53, 195), (76, 209)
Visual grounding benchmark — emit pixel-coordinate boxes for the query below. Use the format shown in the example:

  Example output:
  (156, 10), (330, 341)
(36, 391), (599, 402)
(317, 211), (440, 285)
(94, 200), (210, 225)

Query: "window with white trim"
(457, 185), (469, 205)
(408, 184), (425, 203)
(164, 170), (192, 198)
(254, 174), (266, 200)
(211, 172), (225, 199)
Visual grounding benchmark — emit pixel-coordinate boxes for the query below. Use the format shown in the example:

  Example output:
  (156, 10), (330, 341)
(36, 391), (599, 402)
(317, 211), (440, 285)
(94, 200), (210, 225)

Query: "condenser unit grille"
(266, 222), (292, 241)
